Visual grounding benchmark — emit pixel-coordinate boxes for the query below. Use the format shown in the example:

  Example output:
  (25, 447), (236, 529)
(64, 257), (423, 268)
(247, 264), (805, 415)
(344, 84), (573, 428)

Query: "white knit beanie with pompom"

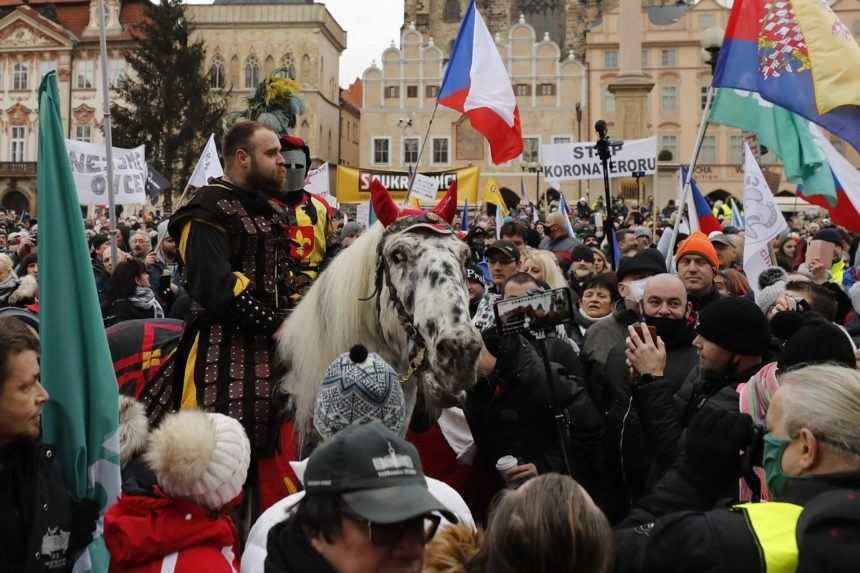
(145, 410), (250, 510)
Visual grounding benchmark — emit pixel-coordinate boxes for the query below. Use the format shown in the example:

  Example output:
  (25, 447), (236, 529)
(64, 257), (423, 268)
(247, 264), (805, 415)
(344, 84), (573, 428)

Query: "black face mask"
(644, 315), (690, 345)
(544, 226), (554, 237)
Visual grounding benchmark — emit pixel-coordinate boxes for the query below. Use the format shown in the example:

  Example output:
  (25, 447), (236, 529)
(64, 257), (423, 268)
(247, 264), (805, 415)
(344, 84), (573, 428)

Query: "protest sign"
(410, 173), (440, 202)
(336, 165), (479, 203)
(541, 137), (657, 182)
(65, 140), (147, 205)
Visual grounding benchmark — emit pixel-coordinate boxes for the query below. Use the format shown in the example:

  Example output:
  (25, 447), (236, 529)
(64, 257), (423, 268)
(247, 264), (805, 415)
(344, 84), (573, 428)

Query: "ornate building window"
(537, 83), (556, 96)
(109, 59), (125, 88)
(373, 138), (390, 164)
(444, 0), (460, 22)
(432, 138), (450, 164)
(245, 56), (260, 89)
(700, 135), (717, 163)
(661, 85), (678, 112)
(659, 135), (678, 161)
(76, 60), (95, 89)
(10, 126), (26, 162)
(12, 63), (28, 91)
(210, 57), (226, 90)
(75, 125), (93, 143)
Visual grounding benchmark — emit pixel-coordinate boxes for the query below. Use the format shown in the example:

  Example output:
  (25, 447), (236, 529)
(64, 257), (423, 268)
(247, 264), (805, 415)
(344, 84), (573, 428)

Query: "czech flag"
(438, 0), (523, 164)
(713, 0), (860, 152)
(798, 124), (860, 232)
(682, 167), (722, 235)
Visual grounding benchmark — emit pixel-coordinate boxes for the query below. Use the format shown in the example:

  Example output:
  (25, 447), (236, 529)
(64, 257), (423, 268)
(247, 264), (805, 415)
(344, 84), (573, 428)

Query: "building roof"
(341, 78), (362, 109)
(0, 0), (146, 41)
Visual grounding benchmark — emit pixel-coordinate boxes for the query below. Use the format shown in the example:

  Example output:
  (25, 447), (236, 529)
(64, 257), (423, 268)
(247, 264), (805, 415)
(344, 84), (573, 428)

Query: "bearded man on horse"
(158, 121), (328, 465)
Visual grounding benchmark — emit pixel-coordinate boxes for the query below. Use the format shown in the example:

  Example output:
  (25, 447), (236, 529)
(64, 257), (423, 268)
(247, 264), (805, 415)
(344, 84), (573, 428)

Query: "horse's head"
(371, 179), (482, 409)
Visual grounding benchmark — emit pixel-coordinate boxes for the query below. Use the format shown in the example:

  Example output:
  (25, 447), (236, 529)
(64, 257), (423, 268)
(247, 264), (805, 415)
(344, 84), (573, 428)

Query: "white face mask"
(282, 149), (307, 192)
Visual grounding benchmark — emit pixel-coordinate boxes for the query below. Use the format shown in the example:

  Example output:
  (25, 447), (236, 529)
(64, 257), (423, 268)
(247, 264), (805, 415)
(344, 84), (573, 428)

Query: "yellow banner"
(335, 165), (480, 204)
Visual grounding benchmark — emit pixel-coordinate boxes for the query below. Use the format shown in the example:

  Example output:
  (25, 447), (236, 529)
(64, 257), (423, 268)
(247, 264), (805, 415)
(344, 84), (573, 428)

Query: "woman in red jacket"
(104, 409), (250, 572)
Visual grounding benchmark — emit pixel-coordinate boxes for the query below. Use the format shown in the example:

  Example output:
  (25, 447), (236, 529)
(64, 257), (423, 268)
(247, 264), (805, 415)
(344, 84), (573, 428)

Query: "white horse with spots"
(276, 180), (482, 440)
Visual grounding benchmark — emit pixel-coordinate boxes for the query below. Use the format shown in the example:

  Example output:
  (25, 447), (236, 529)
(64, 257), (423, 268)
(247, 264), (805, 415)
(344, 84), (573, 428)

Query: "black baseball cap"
(485, 239), (520, 262)
(572, 245), (595, 263)
(304, 421), (457, 524)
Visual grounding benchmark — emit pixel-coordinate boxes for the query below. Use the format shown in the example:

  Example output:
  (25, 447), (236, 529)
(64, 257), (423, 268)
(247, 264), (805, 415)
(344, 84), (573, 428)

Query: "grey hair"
(778, 364), (860, 459)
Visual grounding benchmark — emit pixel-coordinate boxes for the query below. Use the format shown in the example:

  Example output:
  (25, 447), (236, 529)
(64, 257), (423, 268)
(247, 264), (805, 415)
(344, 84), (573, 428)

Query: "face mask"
(282, 149), (307, 192)
(643, 315), (687, 342)
(762, 433), (791, 497)
(544, 226), (554, 237)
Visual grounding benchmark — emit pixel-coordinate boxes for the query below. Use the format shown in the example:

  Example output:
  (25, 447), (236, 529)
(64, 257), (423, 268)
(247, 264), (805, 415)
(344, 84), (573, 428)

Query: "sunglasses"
(343, 511), (441, 547)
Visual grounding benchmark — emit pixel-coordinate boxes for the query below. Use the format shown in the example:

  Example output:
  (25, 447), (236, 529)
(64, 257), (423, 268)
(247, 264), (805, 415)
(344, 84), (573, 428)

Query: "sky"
(185, 0), (405, 88)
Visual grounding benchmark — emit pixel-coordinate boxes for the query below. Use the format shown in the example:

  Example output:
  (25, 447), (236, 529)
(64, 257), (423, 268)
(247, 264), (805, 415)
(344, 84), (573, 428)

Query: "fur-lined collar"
(118, 396), (149, 466)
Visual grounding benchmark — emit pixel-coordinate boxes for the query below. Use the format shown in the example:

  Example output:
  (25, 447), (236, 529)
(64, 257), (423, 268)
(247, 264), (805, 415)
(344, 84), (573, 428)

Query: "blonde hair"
(778, 364), (860, 460)
(591, 248), (609, 273)
(523, 248), (568, 289)
(0, 253), (13, 277)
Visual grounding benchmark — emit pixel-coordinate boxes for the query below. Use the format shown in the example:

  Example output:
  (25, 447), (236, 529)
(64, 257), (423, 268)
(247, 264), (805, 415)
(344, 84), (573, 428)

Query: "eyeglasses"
(343, 511), (441, 546)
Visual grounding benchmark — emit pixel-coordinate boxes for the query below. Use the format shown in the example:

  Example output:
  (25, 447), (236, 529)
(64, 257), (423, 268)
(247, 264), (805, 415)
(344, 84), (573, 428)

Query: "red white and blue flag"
(798, 124), (860, 232)
(712, 0), (860, 151)
(438, 0), (523, 164)
(681, 167), (722, 235)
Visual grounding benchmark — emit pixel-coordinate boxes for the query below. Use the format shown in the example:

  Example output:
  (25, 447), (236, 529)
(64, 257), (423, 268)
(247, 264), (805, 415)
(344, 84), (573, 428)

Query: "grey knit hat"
(314, 345), (406, 441)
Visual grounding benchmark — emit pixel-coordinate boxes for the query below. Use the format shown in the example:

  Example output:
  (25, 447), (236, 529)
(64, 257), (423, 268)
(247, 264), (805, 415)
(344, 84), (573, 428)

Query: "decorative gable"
(0, 6), (77, 52)
(6, 103), (33, 126)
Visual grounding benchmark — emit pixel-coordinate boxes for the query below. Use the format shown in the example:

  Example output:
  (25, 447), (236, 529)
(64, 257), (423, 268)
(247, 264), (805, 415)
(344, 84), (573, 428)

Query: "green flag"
(37, 70), (120, 572)
(709, 87), (836, 206)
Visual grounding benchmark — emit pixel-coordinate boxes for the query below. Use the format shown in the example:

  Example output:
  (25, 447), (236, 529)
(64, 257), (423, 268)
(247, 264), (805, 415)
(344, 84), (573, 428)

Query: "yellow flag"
(483, 177), (508, 216)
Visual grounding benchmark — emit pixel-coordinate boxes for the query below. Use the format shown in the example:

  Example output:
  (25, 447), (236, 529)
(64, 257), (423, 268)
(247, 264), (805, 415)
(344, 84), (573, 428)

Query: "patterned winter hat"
(314, 345), (406, 441)
(145, 410), (251, 510)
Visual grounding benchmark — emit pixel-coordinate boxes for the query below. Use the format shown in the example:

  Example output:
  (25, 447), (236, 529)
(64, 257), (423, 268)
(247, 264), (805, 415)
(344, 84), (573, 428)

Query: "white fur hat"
(145, 410), (250, 510)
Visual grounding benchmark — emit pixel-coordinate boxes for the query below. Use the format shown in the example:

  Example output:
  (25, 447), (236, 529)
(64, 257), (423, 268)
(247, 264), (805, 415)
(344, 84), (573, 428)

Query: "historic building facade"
(403, 0), (607, 61)
(359, 19), (586, 199)
(0, 0), (144, 213)
(585, 0), (860, 206)
(187, 0), (346, 164)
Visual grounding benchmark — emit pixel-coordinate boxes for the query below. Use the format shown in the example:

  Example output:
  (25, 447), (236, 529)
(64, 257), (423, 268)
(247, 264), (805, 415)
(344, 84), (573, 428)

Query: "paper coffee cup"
(495, 455), (518, 473)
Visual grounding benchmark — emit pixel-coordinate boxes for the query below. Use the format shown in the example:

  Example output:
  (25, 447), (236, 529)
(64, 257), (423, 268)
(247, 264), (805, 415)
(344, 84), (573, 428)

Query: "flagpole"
(404, 101), (439, 205)
(665, 85), (715, 269)
(96, 0), (119, 269)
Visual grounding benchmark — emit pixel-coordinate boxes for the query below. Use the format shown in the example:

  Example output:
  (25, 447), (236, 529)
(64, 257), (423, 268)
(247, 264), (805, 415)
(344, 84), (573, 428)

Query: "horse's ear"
(432, 180), (458, 224)
(370, 178), (400, 227)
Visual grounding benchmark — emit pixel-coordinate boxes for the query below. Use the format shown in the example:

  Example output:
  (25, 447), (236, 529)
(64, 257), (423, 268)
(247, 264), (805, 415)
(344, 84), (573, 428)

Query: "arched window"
(209, 58), (225, 90)
(12, 63), (29, 91)
(444, 0), (460, 22)
(245, 56), (260, 89)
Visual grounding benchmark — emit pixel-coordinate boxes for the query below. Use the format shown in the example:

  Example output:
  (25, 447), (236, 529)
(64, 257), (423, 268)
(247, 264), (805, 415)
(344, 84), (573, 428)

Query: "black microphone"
(595, 120), (608, 139)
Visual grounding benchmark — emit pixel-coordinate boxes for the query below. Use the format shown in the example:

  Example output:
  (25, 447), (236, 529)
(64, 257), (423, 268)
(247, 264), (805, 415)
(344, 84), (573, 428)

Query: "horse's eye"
(390, 250), (407, 265)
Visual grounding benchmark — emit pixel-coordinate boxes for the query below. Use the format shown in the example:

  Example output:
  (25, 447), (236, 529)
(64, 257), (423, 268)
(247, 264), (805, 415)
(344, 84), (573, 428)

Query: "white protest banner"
(305, 162), (330, 196)
(187, 134), (223, 188)
(355, 203), (371, 227)
(541, 137), (657, 182)
(743, 143), (787, 294)
(410, 173), (440, 202)
(65, 140), (147, 205)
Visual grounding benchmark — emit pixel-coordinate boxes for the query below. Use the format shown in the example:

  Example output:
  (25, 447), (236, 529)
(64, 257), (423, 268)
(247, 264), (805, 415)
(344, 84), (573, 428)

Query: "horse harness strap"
(368, 213), (452, 382)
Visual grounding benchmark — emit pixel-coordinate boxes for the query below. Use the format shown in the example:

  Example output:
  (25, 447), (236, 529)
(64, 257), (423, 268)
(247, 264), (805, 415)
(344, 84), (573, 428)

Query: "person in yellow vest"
(712, 199), (732, 223)
(614, 363), (860, 573)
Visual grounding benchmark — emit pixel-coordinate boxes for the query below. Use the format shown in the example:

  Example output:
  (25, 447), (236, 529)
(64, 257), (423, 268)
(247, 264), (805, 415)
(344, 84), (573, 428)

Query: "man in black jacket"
(628, 296), (769, 492)
(615, 364), (860, 573)
(467, 273), (601, 491)
(0, 317), (97, 572)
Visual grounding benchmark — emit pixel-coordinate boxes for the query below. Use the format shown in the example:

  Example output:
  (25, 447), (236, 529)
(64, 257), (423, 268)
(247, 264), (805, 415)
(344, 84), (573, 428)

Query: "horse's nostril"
(436, 336), (481, 370)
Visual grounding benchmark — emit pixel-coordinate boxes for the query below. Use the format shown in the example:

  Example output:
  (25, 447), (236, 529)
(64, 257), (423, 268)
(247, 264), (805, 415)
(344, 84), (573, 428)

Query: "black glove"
(682, 406), (755, 487)
(230, 290), (283, 335)
(68, 498), (100, 556)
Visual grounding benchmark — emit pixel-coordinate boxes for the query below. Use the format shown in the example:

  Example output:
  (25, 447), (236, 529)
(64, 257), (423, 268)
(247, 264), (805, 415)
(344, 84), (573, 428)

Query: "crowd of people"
(1, 120), (859, 573)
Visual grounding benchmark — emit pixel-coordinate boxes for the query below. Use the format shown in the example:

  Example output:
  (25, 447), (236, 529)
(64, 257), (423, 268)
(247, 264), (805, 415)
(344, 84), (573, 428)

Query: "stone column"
(608, 0), (653, 141)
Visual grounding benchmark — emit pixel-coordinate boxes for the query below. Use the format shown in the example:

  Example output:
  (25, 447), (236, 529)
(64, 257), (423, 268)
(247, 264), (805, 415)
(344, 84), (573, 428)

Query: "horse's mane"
(276, 222), (404, 435)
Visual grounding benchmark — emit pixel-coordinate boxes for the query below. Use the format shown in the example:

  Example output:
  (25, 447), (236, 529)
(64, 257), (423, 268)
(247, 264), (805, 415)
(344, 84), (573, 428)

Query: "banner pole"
(665, 85), (715, 269)
(97, 0), (118, 269)
(404, 102), (439, 205)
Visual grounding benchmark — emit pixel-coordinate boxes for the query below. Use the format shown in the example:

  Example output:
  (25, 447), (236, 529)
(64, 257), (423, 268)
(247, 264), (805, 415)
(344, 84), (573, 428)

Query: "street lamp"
(702, 25), (725, 75)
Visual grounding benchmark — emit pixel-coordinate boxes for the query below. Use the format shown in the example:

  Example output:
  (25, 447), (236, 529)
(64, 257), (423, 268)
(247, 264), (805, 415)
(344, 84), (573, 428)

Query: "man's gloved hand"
(682, 406), (755, 487)
(69, 498), (100, 554)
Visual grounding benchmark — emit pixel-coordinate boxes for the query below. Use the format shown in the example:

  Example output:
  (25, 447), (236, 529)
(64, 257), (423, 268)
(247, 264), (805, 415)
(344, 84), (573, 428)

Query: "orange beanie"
(676, 231), (719, 269)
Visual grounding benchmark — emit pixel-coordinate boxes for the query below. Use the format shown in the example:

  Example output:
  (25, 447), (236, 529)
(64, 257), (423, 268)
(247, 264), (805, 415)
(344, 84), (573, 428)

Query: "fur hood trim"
(9, 274), (37, 305)
(118, 396), (149, 465)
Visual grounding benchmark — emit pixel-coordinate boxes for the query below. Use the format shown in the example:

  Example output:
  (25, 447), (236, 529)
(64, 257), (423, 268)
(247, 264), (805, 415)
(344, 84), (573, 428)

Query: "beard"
(573, 268), (593, 279)
(246, 157), (285, 195)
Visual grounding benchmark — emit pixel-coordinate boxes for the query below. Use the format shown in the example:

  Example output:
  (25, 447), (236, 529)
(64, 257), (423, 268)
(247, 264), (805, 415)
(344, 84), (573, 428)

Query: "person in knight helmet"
(278, 135), (333, 298)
